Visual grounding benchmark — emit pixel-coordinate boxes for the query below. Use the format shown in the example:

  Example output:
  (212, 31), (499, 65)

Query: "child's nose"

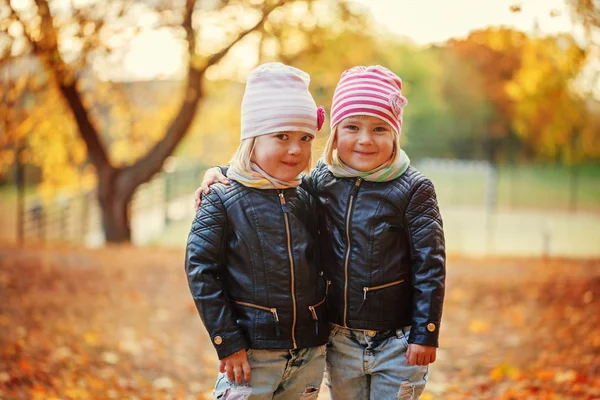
(288, 142), (301, 155)
(357, 130), (373, 144)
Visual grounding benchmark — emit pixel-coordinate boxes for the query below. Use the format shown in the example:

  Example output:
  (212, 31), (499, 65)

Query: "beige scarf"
(227, 163), (302, 189)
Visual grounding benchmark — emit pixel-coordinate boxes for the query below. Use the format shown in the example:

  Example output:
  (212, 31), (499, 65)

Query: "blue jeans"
(325, 324), (429, 400)
(213, 345), (326, 399)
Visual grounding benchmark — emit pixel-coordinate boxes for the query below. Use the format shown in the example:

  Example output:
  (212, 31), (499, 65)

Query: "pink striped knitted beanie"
(241, 62), (324, 140)
(330, 65), (408, 135)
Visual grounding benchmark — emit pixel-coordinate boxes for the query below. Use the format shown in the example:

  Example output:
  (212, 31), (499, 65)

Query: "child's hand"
(194, 167), (230, 211)
(219, 349), (251, 384)
(406, 344), (436, 366)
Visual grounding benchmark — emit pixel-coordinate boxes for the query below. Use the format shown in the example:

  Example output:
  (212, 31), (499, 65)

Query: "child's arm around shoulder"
(405, 174), (446, 351)
(194, 166), (230, 210)
(185, 187), (249, 360)
(301, 159), (328, 195)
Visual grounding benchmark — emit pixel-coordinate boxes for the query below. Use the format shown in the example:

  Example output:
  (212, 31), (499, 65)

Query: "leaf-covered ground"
(0, 245), (599, 399)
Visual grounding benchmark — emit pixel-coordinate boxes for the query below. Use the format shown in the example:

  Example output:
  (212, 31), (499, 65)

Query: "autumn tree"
(0, 0), (359, 243)
(446, 27), (598, 162)
(505, 35), (593, 161)
(446, 28), (527, 161)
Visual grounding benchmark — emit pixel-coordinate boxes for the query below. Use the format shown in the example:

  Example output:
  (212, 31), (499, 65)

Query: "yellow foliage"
(489, 362), (522, 381)
(83, 332), (98, 346)
(468, 319), (491, 334)
(506, 35), (591, 161)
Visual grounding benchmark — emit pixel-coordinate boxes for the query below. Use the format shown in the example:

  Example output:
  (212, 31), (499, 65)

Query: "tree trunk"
(97, 166), (135, 243)
(100, 195), (131, 243)
(27, 0), (285, 243)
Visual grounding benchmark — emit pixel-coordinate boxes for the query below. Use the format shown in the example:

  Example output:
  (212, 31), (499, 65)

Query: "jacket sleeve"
(302, 160), (327, 195)
(301, 174), (316, 195)
(185, 189), (249, 359)
(405, 178), (446, 347)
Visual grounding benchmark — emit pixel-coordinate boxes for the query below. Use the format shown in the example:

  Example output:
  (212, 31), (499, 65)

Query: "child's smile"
(335, 115), (395, 171)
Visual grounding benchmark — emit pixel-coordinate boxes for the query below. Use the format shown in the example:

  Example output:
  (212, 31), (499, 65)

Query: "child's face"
(335, 115), (395, 171)
(252, 131), (313, 181)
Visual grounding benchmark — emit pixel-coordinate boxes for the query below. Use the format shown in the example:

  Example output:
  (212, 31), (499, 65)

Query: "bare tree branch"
(200, 0), (286, 74)
(32, 0), (111, 170)
(120, 0), (288, 192)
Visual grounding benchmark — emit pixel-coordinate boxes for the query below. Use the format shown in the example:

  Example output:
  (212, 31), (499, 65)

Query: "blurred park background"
(1, 0), (599, 398)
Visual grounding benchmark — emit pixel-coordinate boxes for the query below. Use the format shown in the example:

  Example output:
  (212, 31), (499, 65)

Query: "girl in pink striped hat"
(315, 65), (445, 399)
(185, 62), (330, 399)
(196, 65), (445, 399)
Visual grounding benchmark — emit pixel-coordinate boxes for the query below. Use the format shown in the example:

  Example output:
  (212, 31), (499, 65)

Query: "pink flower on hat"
(389, 92), (408, 119)
(317, 106), (325, 131)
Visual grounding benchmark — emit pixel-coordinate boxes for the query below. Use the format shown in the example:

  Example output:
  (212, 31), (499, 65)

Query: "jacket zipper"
(308, 296), (326, 336)
(235, 300), (281, 336)
(319, 271), (331, 296)
(343, 177), (362, 327)
(362, 279), (405, 301)
(279, 191), (298, 349)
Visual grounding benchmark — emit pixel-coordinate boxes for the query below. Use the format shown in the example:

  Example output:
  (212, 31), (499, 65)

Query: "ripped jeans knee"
(300, 385), (320, 399)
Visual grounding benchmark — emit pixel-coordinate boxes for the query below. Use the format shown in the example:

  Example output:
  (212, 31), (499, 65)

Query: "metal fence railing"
(17, 162), (207, 246)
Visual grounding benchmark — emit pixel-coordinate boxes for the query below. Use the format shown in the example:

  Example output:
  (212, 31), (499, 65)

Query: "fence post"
(510, 164), (517, 210)
(15, 143), (25, 245)
(485, 162), (498, 255)
(31, 199), (44, 243)
(60, 197), (69, 241)
(81, 191), (89, 243)
(569, 165), (579, 212)
(164, 171), (172, 225)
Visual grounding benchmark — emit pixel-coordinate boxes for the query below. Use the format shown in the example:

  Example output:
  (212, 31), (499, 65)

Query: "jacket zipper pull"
(278, 192), (288, 213)
(309, 306), (319, 336)
(351, 177), (362, 196)
(357, 287), (368, 313)
(271, 308), (281, 337)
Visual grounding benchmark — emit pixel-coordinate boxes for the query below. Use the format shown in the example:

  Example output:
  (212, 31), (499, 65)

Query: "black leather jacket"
(185, 182), (329, 359)
(307, 161), (445, 347)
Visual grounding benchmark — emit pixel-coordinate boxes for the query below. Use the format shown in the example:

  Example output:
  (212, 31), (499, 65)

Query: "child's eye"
(374, 126), (389, 133)
(343, 124), (359, 131)
(301, 135), (314, 142)
(276, 133), (289, 140)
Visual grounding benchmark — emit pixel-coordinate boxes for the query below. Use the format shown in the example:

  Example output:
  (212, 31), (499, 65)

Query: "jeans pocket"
(396, 328), (410, 348)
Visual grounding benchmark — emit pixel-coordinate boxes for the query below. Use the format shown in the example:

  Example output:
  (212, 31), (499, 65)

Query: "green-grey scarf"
(327, 149), (410, 182)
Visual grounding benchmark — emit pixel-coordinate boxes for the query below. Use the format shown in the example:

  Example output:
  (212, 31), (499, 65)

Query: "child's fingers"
(413, 353), (421, 365)
(430, 351), (436, 364)
(242, 360), (251, 382)
(406, 347), (414, 365)
(217, 176), (230, 185)
(233, 364), (243, 385)
(219, 360), (226, 373)
(226, 363), (235, 382)
(193, 189), (202, 209)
